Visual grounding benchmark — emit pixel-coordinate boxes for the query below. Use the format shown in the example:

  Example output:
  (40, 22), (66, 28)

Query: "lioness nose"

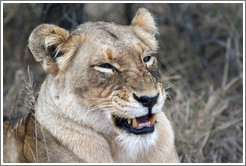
(133, 93), (159, 108)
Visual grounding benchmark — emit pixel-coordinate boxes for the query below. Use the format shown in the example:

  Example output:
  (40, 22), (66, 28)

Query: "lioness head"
(28, 8), (166, 141)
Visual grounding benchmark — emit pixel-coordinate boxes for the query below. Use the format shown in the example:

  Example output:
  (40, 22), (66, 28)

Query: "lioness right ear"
(28, 24), (70, 75)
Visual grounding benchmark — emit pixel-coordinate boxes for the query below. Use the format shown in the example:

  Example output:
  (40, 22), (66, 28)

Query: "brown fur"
(3, 113), (83, 162)
(3, 8), (179, 163)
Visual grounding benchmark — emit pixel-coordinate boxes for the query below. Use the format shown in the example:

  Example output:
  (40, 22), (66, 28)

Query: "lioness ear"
(28, 24), (70, 75)
(131, 8), (159, 51)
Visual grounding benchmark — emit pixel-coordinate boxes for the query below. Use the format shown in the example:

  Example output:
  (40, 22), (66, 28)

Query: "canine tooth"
(127, 119), (131, 125)
(150, 114), (157, 126)
(132, 118), (138, 128)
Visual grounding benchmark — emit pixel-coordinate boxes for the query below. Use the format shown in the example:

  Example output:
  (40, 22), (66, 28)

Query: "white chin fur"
(115, 130), (158, 160)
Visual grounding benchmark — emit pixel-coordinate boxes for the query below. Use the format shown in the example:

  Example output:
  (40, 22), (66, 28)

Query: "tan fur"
(3, 8), (179, 163)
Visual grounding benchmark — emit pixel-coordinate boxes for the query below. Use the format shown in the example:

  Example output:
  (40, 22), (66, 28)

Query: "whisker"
(163, 83), (173, 91)
(88, 107), (113, 113)
(90, 104), (114, 110)
(84, 97), (111, 100)
(88, 105), (114, 112)
(89, 99), (112, 107)
(90, 101), (112, 108)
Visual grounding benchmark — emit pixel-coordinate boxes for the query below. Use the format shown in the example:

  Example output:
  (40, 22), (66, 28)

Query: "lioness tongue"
(131, 114), (156, 129)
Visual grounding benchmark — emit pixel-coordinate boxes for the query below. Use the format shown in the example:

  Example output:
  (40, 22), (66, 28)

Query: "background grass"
(2, 3), (244, 163)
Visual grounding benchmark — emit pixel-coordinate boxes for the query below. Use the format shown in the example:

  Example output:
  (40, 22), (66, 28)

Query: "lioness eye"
(143, 56), (151, 62)
(97, 63), (117, 72)
(143, 56), (155, 67)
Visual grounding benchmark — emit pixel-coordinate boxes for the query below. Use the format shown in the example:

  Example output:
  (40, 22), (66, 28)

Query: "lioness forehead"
(72, 22), (151, 53)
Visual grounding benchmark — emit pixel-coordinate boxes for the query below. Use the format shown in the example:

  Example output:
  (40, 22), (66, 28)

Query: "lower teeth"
(126, 114), (156, 129)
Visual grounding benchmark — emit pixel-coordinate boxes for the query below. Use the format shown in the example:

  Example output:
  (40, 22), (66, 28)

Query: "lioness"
(3, 8), (179, 163)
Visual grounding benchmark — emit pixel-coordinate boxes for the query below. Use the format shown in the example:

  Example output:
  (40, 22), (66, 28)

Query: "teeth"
(127, 114), (157, 129)
(150, 114), (157, 126)
(132, 118), (138, 128)
(139, 122), (150, 126)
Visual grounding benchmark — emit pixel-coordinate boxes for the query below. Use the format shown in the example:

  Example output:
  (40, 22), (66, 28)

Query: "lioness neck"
(35, 75), (114, 162)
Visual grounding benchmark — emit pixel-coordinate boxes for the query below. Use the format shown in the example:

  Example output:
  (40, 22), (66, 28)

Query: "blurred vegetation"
(2, 3), (243, 163)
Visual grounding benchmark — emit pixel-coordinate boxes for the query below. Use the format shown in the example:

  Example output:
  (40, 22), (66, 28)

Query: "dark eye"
(143, 56), (151, 62)
(98, 63), (117, 72)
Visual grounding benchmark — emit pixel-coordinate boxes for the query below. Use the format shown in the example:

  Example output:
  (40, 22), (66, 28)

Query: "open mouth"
(112, 114), (157, 135)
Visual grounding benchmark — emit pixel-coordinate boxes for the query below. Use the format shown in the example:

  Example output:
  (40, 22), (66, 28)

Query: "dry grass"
(156, 3), (244, 163)
(164, 74), (243, 162)
(21, 67), (37, 111)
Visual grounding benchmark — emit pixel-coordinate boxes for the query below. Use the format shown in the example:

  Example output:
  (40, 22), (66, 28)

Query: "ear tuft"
(131, 8), (158, 35)
(43, 26), (70, 56)
(28, 24), (70, 75)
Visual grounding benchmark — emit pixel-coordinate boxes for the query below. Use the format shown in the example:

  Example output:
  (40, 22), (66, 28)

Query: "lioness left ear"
(28, 24), (70, 75)
(131, 8), (159, 52)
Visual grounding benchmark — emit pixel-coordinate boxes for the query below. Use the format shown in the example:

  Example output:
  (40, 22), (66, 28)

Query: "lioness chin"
(3, 8), (179, 163)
